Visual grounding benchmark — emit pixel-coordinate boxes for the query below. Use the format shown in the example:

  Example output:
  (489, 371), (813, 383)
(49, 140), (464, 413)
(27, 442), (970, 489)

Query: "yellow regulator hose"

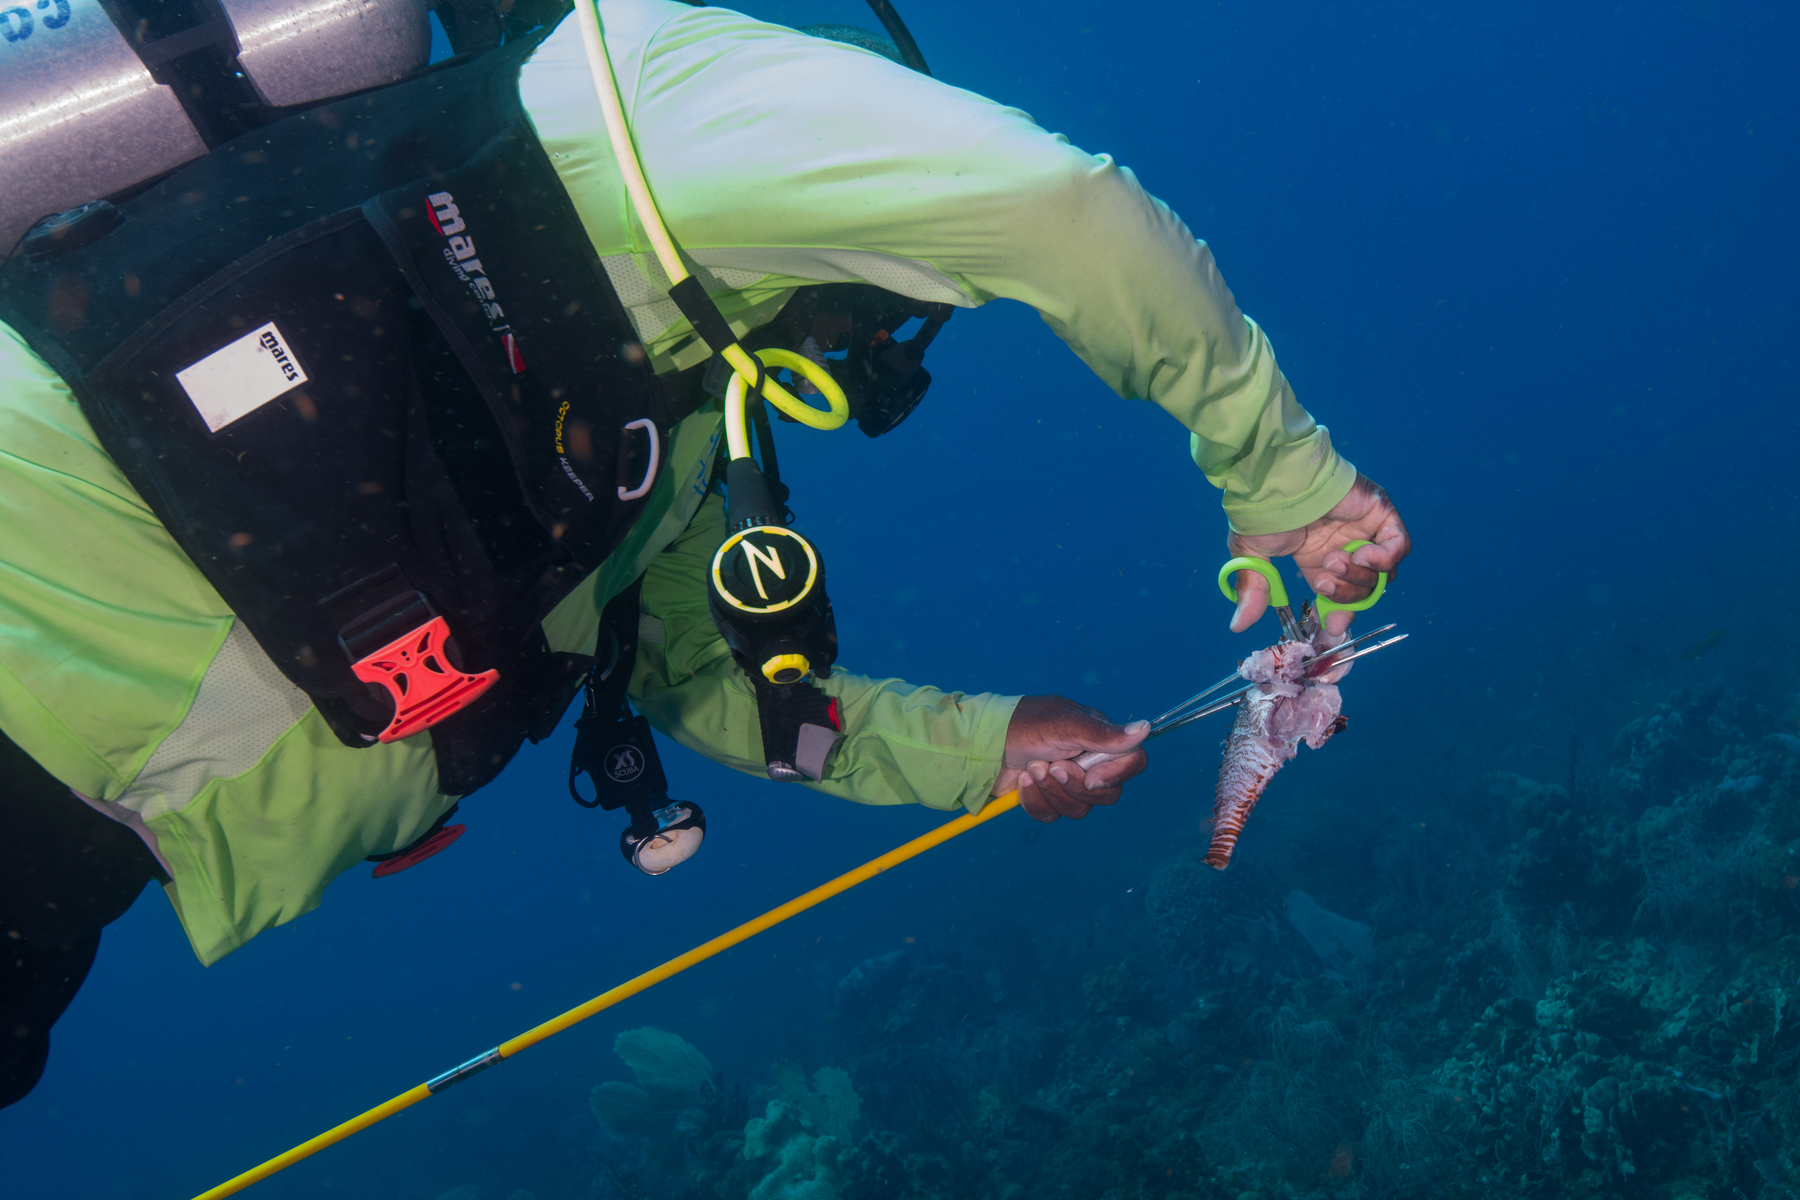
(571, 0), (846, 457)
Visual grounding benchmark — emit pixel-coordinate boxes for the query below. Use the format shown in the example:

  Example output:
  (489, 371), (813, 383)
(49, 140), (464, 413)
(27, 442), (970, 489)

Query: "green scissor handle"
(1216, 540), (1387, 618)
(1217, 556), (1289, 608)
(1315, 539), (1387, 617)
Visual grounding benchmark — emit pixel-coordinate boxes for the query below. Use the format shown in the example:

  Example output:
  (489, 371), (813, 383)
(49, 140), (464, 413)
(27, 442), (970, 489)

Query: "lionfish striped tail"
(1202, 841), (1237, 871)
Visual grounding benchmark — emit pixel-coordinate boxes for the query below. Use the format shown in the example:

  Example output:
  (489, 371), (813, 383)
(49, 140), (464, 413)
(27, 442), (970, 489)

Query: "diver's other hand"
(1226, 473), (1411, 637)
(996, 695), (1149, 822)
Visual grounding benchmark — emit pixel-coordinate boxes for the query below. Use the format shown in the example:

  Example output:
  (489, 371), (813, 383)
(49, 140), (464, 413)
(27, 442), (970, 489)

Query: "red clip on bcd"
(351, 616), (499, 742)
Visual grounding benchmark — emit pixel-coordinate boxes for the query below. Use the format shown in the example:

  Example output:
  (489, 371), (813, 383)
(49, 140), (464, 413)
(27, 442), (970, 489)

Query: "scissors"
(1216, 538), (1388, 643)
(1072, 541), (1404, 769)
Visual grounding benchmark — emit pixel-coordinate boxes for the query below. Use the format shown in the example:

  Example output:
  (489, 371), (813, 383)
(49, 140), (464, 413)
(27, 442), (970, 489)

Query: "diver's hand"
(1226, 473), (1411, 638)
(996, 695), (1149, 822)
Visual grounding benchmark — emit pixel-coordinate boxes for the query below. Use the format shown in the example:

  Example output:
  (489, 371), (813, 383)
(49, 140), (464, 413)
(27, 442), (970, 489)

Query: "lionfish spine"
(1205, 692), (1284, 870)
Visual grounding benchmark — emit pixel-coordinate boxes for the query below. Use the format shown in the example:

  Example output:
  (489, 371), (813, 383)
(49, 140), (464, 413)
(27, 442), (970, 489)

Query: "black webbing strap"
(585, 580), (641, 725)
(748, 398), (792, 522)
(668, 276), (738, 355)
(567, 579), (670, 833)
(669, 275), (774, 406)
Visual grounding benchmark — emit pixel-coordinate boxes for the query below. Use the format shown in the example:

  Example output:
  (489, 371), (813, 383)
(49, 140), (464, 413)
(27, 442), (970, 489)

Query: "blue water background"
(3, 1), (1794, 1194)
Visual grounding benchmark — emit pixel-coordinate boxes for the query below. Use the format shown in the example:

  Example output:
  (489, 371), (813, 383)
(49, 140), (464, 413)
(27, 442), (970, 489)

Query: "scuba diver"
(0, 0), (1411, 1109)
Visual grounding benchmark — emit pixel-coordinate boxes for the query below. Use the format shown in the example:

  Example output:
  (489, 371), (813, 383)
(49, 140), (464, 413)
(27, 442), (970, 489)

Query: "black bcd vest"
(0, 32), (685, 796)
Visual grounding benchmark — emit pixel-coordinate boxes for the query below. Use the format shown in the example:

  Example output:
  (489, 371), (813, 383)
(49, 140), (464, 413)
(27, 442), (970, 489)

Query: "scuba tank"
(1, 0), (562, 256)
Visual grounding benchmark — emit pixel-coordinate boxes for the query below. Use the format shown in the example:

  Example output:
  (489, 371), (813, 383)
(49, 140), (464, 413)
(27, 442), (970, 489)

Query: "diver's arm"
(544, 4), (1357, 536)
(630, 495), (1149, 817)
(628, 494), (1018, 813)
(974, 162), (1361, 540)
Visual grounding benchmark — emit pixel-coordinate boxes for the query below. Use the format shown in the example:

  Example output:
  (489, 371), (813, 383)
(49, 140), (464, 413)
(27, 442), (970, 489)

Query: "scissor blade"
(1309, 633), (1408, 673)
(1074, 681), (1255, 771)
(1308, 623), (1396, 659)
(1150, 670), (1248, 727)
(1149, 684), (1255, 736)
(1303, 624), (1397, 673)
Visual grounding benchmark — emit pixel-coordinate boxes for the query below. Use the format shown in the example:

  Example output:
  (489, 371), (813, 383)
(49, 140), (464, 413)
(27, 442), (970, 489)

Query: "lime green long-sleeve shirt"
(524, 1), (1354, 529)
(0, 1), (1350, 964)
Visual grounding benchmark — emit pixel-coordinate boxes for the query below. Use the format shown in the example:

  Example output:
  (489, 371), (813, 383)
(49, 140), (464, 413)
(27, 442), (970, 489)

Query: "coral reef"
(590, 1027), (724, 1172)
(740, 1099), (842, 1200)
(1282, 892), (1374, 984)
(578, 682), (1800, 1199)
(587, 1029), (872, 1200)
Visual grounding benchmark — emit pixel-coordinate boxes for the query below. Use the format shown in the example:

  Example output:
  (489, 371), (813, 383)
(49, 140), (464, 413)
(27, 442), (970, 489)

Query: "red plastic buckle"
(350, 616), (499, 743)
(371, 824), (465, 878)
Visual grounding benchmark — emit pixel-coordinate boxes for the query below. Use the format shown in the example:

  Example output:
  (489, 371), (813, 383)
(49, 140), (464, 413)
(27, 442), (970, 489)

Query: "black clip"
(570, 708), (670, 817)
(750, 676), (842, 782)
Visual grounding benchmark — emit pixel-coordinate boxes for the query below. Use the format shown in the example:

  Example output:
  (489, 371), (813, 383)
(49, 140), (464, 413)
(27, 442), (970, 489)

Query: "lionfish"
(1073, 613), (1400, 866)
(1204, 622), (1360, 870)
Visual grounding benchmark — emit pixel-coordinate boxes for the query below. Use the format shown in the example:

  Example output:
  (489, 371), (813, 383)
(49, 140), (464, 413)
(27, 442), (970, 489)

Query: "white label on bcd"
(175, 321), (309, 433)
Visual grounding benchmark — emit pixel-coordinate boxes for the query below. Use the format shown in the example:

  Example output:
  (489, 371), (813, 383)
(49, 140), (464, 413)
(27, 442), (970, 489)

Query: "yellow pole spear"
(191, 792), (1022, 1199)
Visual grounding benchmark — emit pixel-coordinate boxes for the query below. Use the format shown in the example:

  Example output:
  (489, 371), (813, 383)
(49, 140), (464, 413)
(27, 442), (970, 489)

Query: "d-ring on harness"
(617, 418), (660, 500)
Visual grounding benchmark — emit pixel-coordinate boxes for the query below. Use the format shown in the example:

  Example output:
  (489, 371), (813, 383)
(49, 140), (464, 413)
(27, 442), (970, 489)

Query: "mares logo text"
(427, 191), (526, 374)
